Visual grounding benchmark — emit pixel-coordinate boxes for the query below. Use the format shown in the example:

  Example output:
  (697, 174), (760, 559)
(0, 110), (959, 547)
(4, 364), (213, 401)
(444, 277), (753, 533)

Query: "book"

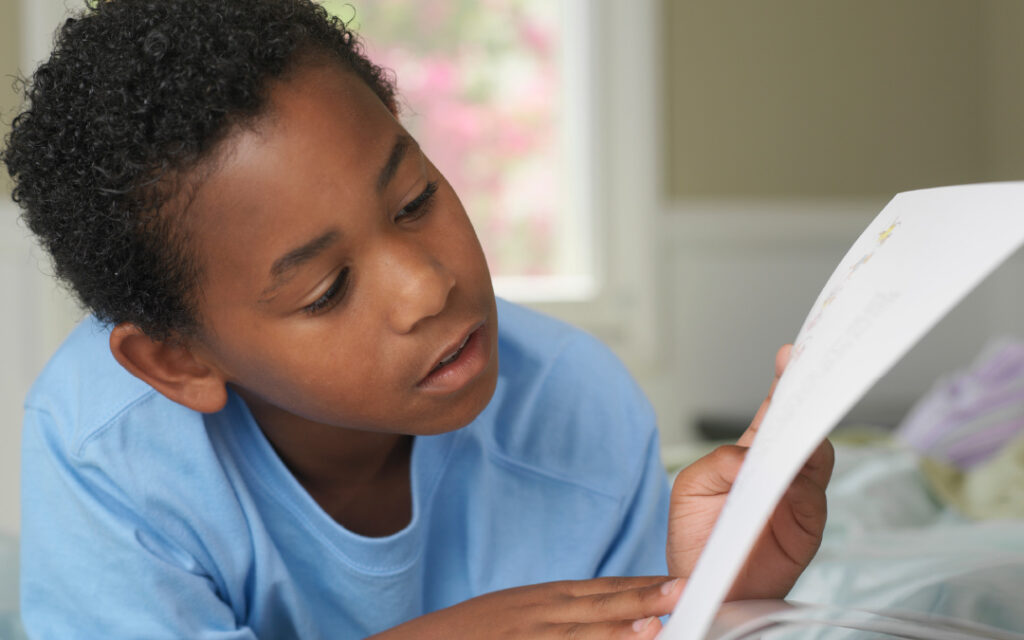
(657, 182), (1024, 640)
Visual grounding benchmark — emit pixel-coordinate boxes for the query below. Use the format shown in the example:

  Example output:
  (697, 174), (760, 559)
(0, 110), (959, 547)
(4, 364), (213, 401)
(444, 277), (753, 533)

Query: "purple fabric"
(896, 339), (1024, 469)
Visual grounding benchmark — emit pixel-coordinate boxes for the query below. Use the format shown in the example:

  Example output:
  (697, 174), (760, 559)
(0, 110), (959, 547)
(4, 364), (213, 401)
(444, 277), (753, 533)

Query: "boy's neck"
(236, 390), (414, 537)
(297, 431), (414, 538)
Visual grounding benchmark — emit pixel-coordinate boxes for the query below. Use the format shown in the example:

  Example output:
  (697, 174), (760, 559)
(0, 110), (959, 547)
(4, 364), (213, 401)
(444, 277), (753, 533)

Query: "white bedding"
(788, 443), (1024, 634)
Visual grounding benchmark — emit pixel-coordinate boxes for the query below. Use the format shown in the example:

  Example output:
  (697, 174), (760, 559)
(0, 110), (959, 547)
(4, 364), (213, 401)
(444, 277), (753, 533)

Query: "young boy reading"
(2, 1), (834, 638)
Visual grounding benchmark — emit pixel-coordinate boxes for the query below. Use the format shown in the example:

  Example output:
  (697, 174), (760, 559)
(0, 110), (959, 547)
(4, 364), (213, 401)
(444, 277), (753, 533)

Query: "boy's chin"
(413, 365), (499, 436)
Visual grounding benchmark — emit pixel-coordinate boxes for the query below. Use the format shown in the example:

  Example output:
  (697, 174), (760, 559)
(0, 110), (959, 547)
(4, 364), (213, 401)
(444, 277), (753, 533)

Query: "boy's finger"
(775, 474), (828, 559)
(774, 343), (793, 378)
(671, 445), (746, 497)
(549, 616), (663, 640)
(738, 345), (792, 447)
(559, 577), (684, 625)
(798, 438), (835, 491)
(559, 576), (672, 598)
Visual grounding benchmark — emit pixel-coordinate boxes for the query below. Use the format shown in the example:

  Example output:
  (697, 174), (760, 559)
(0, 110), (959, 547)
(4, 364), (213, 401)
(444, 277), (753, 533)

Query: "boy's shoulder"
(484, 299), (659, 498)
(494, 297), (627, 375)
(24, 316), (165, 454)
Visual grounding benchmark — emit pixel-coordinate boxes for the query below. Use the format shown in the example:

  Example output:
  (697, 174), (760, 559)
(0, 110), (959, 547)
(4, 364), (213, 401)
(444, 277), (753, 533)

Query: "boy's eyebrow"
(377, 134), (415, 192)
(262, 229), (341, 297)
(260, 134), (414, 299)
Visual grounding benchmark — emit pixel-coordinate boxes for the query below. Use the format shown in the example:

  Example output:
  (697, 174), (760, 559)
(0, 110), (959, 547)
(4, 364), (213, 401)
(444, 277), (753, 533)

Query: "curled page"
(659, 182), (1024, 640)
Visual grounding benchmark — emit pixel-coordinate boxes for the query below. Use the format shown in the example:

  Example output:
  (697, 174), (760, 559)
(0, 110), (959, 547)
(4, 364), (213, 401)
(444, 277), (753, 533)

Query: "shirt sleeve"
(20, 407), (257, 640)
(535, 328), (671, 579)
(593, 399), (671, 578)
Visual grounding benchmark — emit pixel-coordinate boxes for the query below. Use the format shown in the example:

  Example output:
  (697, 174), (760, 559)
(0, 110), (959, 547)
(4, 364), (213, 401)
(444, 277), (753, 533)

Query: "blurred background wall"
(664, 1), (1024, 197)
(1, 0), (17, 197)
(651, 0), (1024, 440)
(2, 0), (1024, 537)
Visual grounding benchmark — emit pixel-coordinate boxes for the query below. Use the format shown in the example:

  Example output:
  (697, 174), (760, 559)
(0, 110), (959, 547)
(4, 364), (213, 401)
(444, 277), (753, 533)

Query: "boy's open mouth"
(418, 321), (488, 391)
(429, 331), (472, 375)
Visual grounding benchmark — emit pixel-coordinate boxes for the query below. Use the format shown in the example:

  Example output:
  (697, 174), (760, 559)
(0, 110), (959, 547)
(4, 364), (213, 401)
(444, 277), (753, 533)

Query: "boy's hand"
(368, 576), (685, 640)
(666, 345), (835, 600)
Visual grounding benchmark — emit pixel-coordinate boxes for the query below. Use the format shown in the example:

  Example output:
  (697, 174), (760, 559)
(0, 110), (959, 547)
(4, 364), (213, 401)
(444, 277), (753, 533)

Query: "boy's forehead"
(191, 63), (401, 208)
(264, 63), (399, 151)
(183, 64), (408, 292)
(181, 62), (399, 192)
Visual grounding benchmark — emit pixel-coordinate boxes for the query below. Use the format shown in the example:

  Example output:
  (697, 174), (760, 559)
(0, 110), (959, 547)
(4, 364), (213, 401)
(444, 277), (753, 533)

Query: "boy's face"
(183, 62), (499, 436)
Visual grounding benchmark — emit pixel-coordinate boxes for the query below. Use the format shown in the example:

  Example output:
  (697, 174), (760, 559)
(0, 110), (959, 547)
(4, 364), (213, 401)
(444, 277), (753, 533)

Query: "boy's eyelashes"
(303, 267), (350, 316)
(298, 181), (439, 316)
(395, 181), (438, 223)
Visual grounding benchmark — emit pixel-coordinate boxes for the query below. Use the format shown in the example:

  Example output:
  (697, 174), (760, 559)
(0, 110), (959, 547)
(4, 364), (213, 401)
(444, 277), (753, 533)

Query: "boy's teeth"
(437, 333), (471, 368)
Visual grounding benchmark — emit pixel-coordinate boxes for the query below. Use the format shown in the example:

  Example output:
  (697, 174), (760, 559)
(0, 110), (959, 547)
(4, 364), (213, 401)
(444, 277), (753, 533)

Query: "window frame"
(519, 0), (660, 369)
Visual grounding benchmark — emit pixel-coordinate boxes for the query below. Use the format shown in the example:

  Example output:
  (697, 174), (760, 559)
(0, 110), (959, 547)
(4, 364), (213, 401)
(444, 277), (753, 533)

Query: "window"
(320, 1), (661, 369)
(323, 0), (595, 301)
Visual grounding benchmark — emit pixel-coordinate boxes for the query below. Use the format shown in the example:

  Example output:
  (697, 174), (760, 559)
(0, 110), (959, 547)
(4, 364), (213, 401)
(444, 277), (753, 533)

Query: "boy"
(3, 1), (833, 637)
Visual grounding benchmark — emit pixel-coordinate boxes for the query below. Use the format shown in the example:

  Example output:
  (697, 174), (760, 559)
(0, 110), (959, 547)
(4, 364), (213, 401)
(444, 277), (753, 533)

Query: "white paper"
(659, 182), (1024, 640)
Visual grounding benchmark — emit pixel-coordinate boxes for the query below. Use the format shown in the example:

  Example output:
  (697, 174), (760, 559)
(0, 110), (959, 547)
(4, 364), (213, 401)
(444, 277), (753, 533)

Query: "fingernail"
(632, 616), (654, 632)
(660, 578), (679, 595)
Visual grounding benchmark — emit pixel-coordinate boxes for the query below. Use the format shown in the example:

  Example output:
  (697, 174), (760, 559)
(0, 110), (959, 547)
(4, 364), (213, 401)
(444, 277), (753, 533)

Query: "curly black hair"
(2, 0), (397, 340)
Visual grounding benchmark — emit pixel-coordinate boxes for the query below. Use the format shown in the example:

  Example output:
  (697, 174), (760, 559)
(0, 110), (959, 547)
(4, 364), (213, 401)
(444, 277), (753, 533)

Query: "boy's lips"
(417, 321), (489, 392)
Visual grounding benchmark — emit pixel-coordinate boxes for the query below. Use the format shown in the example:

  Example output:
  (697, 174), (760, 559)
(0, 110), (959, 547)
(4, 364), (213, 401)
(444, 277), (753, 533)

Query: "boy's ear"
(109, 323), (228, 414)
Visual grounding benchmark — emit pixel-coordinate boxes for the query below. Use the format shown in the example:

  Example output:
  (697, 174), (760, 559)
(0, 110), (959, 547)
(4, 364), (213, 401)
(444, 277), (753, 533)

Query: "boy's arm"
(369, 577), (683, 640)
(20, 408), (257, 640)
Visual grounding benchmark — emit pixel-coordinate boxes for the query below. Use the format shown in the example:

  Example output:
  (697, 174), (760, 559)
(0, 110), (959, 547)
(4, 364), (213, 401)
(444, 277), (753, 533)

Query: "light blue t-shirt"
(21, 299), (670, 639)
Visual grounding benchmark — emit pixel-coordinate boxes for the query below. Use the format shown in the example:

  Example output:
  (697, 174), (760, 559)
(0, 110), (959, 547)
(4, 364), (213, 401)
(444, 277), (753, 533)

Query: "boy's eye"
(303, 267), (349, 315)
(395, 181), (439, 223)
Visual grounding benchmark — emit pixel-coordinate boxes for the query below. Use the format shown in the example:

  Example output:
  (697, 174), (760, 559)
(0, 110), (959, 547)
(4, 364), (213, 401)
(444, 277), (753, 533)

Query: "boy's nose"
(379, 240), (455, 333)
